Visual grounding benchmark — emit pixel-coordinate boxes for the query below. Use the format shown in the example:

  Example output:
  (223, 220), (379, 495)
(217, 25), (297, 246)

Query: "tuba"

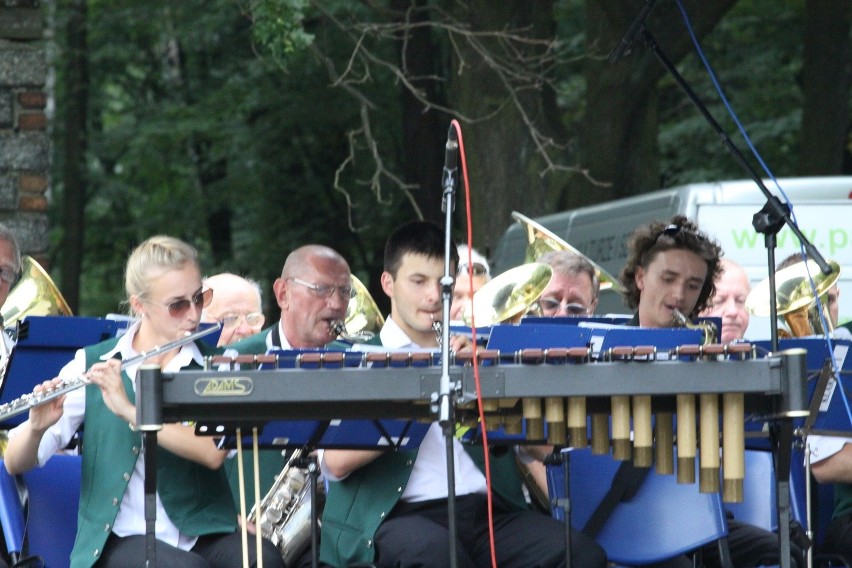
(511, 211), (623, 293)
(745, 259), (841, 337)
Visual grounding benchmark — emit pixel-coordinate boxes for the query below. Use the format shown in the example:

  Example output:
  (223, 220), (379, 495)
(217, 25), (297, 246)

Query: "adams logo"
(194, 377), (254, 396)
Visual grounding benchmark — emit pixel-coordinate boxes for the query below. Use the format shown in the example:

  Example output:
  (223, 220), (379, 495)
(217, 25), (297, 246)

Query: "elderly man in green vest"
(232, 245), (352, 353)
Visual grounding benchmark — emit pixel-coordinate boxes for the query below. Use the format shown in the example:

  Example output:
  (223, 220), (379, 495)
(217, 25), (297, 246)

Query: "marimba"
(157, 346), (807, 503)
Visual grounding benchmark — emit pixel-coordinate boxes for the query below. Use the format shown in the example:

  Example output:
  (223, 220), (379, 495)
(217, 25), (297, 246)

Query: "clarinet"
(0, 323), (221, 423)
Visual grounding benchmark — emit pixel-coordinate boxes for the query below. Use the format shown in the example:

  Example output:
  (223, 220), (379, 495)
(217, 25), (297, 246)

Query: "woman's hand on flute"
(87, 359), (134, 424)
(28, 377), (66, 432)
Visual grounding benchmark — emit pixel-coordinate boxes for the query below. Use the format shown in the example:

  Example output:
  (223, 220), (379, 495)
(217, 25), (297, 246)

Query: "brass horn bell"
(1, 256), (73, 327)
(511, 211), (623, 293)
(343, 274), (385, 341)
(462, 263), (553, 327)
(745, 258), (841, 337)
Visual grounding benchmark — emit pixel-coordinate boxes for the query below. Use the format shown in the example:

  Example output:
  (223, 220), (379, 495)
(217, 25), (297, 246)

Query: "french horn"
(745, 258), (841, 337)
(511, 211), (623, 293)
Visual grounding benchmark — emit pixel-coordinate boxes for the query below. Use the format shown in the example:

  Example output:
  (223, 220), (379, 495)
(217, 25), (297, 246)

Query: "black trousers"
(95, 531), (284, 568)
(371, 494), (607, 568)
(820, 513), (852, 565)
(651, 518), (805, 568)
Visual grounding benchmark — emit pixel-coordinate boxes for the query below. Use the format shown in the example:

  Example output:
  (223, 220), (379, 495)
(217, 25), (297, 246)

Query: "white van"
(490, 176), (852, 338)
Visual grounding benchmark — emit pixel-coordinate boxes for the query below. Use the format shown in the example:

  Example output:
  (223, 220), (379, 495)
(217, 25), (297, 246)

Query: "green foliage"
(658, 0), (806, 186)
(247, 0), (314, 63)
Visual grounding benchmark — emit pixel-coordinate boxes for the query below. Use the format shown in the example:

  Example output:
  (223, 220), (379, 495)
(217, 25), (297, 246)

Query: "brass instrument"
(0, 255), (73, 402)
(745, 259), (841, 337)
(248, 449), (319, 567)
(460, 263), (552, 327)
(1, 256), (73, 328)
(511, 211), (623, 293)
(333, 275), (385, 343)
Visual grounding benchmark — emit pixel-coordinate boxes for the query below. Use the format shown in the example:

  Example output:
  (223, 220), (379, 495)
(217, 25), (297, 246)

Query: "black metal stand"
(143, 431), (158, 568)
(138, 363), (164, 568)
(439, 122), (460, 568)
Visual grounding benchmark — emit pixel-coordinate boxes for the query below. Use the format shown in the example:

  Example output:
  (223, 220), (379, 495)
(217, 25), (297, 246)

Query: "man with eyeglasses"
(200, 273), (265, 346)
(232, 244), (351, 353)
(318, 220), (606, 568)
(450, 244), (491, 322)
(619, 215), (803, 568)
(538, 250), (600, 317)
(0, 224), (21, 308)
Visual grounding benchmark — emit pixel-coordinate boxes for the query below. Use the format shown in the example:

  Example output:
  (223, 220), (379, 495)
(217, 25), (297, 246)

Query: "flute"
(0, 323), (221, 423)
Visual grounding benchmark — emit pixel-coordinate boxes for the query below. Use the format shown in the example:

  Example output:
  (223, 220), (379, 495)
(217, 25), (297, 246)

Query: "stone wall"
(0, 1), (49, 263)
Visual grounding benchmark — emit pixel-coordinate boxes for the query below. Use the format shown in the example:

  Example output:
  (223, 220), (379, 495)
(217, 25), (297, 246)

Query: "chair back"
(0, 455), (81, 567)
(0, 459), (25, 561)
(547, 448), (729, 565)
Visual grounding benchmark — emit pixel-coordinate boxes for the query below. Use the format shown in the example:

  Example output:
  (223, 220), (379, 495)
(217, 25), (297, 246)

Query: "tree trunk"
(392, 0), (447, 224)
(60, 0), (88, 313)
(578, 0), (737, 207)
(799, 0), (851, 174)
(446, 0), (567, 256)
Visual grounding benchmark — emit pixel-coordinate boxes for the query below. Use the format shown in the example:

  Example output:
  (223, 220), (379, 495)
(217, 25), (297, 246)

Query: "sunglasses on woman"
(152, 288), (213, 318)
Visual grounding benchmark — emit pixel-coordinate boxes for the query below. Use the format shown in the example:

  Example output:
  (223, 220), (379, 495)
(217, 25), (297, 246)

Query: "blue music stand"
(0, 316), (122, 427)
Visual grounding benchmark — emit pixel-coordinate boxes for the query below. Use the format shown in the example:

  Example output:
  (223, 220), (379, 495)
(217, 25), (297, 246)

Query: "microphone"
(608, 0), (658, 63)
(441, 124), (459, 213)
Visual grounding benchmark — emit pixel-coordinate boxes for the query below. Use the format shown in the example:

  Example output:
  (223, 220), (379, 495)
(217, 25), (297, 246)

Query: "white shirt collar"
(379, 316), (421, 349)
(101, 320), (206, 369)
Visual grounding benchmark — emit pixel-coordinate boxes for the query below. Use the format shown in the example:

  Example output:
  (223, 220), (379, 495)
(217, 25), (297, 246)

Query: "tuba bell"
(1, 255), (73, 328)
(745, 258), (841, 337)
(511, 211), (623, 293)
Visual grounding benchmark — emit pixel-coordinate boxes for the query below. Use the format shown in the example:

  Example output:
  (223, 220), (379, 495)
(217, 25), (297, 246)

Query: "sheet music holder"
(750, 338), (852, 438)
(0, 316), (123, 427)
(202, 418), (430, 451)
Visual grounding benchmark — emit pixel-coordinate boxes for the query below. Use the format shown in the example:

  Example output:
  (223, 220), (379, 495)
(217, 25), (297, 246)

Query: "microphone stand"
(626, 25), (829, 568)
(439, 124), (460, 568)
(138, 364), (164, 568)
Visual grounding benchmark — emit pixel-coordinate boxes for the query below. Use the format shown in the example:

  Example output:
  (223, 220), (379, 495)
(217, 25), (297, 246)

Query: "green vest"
(230, 325), (350, 355)
(833, 482), (852, 519)
(70, 337), (237, 568)
(319, 443), (530, 567)
(230, 326), (276, 354)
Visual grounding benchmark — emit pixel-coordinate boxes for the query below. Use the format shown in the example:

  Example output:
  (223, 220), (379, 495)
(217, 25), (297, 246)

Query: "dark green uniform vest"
(70, 337), (237, 568)
(230, 325), (350, 354)
(319, 443), (530, 567)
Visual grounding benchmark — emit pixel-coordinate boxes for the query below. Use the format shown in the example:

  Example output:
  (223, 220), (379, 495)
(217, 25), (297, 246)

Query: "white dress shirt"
(8, 321), (208, 550)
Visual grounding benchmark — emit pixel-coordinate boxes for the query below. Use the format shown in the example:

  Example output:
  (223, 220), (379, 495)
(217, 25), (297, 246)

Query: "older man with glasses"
(537, 250), (600, 317)
(232, 244), (352, 353)
(200, 273), (265, 346)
